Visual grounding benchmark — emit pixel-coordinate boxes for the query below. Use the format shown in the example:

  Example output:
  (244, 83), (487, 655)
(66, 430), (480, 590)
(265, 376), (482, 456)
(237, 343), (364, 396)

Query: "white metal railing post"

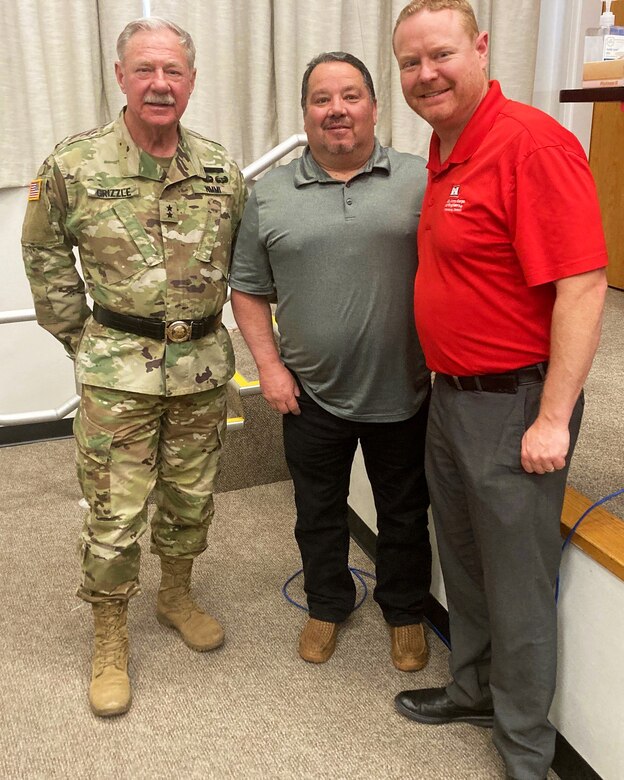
(1, 134), (308, 426)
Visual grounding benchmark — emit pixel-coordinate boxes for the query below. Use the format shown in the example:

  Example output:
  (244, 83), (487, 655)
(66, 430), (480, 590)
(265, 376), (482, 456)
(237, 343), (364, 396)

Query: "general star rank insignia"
(160, 201), (179, 223)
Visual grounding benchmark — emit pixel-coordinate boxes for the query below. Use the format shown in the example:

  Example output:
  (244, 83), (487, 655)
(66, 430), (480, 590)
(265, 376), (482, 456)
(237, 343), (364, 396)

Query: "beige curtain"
(1, 0), (541, 187)
(1, 0), (107, 187)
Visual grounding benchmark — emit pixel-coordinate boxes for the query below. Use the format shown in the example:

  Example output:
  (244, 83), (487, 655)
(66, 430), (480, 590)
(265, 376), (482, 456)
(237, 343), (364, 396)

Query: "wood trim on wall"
(561, 486), (624, 581)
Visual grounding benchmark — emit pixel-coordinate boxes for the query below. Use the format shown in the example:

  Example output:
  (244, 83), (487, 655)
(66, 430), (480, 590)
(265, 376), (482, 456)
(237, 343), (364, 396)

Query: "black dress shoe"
(395, 686), (494, 728)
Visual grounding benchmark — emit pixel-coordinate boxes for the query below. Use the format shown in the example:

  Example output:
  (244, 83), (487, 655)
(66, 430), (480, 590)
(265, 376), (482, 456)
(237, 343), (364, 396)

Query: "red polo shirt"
(415, 80), (608, 376)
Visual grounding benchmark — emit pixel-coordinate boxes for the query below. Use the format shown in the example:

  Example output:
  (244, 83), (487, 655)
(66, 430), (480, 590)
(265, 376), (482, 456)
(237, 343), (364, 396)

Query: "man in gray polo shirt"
(230, 52), (431, 670)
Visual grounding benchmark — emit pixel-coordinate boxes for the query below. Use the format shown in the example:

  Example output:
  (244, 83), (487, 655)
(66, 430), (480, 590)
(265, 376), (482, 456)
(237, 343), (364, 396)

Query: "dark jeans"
(282, 381), (431, 624)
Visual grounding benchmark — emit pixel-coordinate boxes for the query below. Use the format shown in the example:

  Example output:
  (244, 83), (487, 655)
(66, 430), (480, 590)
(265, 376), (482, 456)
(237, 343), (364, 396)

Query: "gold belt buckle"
(166, 320), (191, 343)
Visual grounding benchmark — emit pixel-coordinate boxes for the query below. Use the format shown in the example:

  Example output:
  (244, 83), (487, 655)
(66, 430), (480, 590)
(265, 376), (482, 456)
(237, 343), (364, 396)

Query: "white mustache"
(144, 94), (175, 105)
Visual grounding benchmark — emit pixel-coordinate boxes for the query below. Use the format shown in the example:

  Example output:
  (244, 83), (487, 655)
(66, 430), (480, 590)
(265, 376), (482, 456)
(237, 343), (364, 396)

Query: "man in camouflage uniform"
(21, 18), (247, 717)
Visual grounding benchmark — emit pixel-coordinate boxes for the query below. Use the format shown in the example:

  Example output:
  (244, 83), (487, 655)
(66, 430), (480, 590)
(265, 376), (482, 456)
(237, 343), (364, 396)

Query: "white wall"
(553, 547), (624, 780)
(0, 187), (78, 421)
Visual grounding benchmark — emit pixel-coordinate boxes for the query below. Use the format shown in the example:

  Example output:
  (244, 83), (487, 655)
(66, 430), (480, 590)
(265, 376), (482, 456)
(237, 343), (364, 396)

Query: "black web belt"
(92, 302), (221, 343)
(439, 362), (548, 394)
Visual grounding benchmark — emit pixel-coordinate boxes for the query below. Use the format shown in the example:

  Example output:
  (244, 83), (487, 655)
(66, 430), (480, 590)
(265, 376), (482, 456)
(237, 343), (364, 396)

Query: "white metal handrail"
(0, 308), (36, 324)
(241, 134), (307, 181)
(1, 134), (308, 427)
(0, 396), (81, 426)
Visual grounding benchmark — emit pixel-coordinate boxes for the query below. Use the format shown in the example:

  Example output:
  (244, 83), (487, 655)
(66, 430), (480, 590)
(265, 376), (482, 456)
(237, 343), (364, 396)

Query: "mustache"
(144, 93), (175, 105)
(322, 120), (351, 129)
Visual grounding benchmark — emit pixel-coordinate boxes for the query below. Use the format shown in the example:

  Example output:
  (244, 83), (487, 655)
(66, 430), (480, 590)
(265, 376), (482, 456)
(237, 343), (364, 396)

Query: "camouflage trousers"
(74, 383), (227, 603)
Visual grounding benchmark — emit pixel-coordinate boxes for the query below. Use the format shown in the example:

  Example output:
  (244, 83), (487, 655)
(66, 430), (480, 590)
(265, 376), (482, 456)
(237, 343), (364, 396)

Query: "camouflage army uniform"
(22, 112), (247, 602)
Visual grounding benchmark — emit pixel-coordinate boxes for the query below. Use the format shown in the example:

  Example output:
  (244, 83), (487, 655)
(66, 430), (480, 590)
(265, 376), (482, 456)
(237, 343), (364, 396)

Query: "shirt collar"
(427, 80), (508, 174)
(293, 137), (390, 186)
(114, 109), (205, 183)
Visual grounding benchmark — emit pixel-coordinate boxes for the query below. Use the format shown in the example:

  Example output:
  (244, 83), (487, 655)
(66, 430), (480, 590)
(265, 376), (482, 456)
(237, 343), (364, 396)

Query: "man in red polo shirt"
(393, 2), (608, 778)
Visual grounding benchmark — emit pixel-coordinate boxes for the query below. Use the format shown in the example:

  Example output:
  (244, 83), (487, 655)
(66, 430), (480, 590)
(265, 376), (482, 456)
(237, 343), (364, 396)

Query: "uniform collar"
(293, 138), (390, 186)
(114, 109), (205, 184)
(427, 80), (508, 174)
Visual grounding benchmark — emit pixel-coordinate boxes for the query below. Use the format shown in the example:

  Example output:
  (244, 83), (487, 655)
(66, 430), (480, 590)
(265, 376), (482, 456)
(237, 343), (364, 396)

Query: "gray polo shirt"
(229, 139), (430, 422)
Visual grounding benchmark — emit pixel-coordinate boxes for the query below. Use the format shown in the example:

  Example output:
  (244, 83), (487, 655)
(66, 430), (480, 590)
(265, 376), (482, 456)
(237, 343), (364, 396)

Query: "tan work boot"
(156, 556), (224, 651)
(89, 600), (131, 717)
(390, 623), (429, 672)
(298, 617), (340, 663)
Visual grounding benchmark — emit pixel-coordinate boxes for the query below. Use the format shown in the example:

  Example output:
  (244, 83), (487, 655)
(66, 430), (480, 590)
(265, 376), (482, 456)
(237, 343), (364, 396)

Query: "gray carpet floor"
(0, 454), (529, 779)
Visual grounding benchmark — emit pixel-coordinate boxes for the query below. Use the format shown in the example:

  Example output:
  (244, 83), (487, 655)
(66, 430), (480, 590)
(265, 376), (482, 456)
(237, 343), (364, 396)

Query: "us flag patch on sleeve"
(28, 179), (43, 201)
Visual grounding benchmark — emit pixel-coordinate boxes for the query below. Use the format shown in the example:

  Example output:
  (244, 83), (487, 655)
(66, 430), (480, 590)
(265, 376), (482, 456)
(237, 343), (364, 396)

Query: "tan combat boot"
(89, 600), (131, 717)
(156, 556), (224, 651)
(390, 623), (429, 672)
(298, 617), (341, 663)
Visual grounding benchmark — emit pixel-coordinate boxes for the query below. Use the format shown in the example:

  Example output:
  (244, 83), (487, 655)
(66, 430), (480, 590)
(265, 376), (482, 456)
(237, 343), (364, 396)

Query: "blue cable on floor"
(282, 566), (376, 612)
(556, 487), (624, 602)
(282, 565), (452, 649)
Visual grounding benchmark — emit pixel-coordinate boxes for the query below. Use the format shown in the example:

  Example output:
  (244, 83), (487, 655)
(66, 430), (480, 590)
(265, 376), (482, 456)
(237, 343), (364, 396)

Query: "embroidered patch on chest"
(87, 187), (138, 199)
(444, 184), (465, 213)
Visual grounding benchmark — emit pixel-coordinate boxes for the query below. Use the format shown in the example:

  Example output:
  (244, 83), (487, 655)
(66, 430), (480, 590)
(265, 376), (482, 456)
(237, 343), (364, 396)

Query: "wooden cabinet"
(559, 1), (624, 289)
(589, 0), (624, 289)
(556, 90), (624, 289)
(589, 100), (624, 289)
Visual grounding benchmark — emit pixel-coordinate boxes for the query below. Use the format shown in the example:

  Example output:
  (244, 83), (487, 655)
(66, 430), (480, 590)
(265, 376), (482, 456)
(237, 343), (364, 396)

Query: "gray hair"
(300, 52), (376, 111)
(116, 17), (196, 69)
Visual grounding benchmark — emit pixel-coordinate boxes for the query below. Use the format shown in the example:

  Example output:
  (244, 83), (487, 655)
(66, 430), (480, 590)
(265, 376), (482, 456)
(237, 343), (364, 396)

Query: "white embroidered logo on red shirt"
(445, 184), (465, 213)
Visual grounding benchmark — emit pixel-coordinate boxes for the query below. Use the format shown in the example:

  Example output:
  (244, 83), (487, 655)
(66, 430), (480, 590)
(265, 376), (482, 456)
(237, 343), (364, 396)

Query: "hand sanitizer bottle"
(584, 1), (624, 62)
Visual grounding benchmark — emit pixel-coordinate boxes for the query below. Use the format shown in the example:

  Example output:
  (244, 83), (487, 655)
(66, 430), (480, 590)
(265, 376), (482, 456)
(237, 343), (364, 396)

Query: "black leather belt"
(439, 362), (548, 394)
(92, 302), (221, 343)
